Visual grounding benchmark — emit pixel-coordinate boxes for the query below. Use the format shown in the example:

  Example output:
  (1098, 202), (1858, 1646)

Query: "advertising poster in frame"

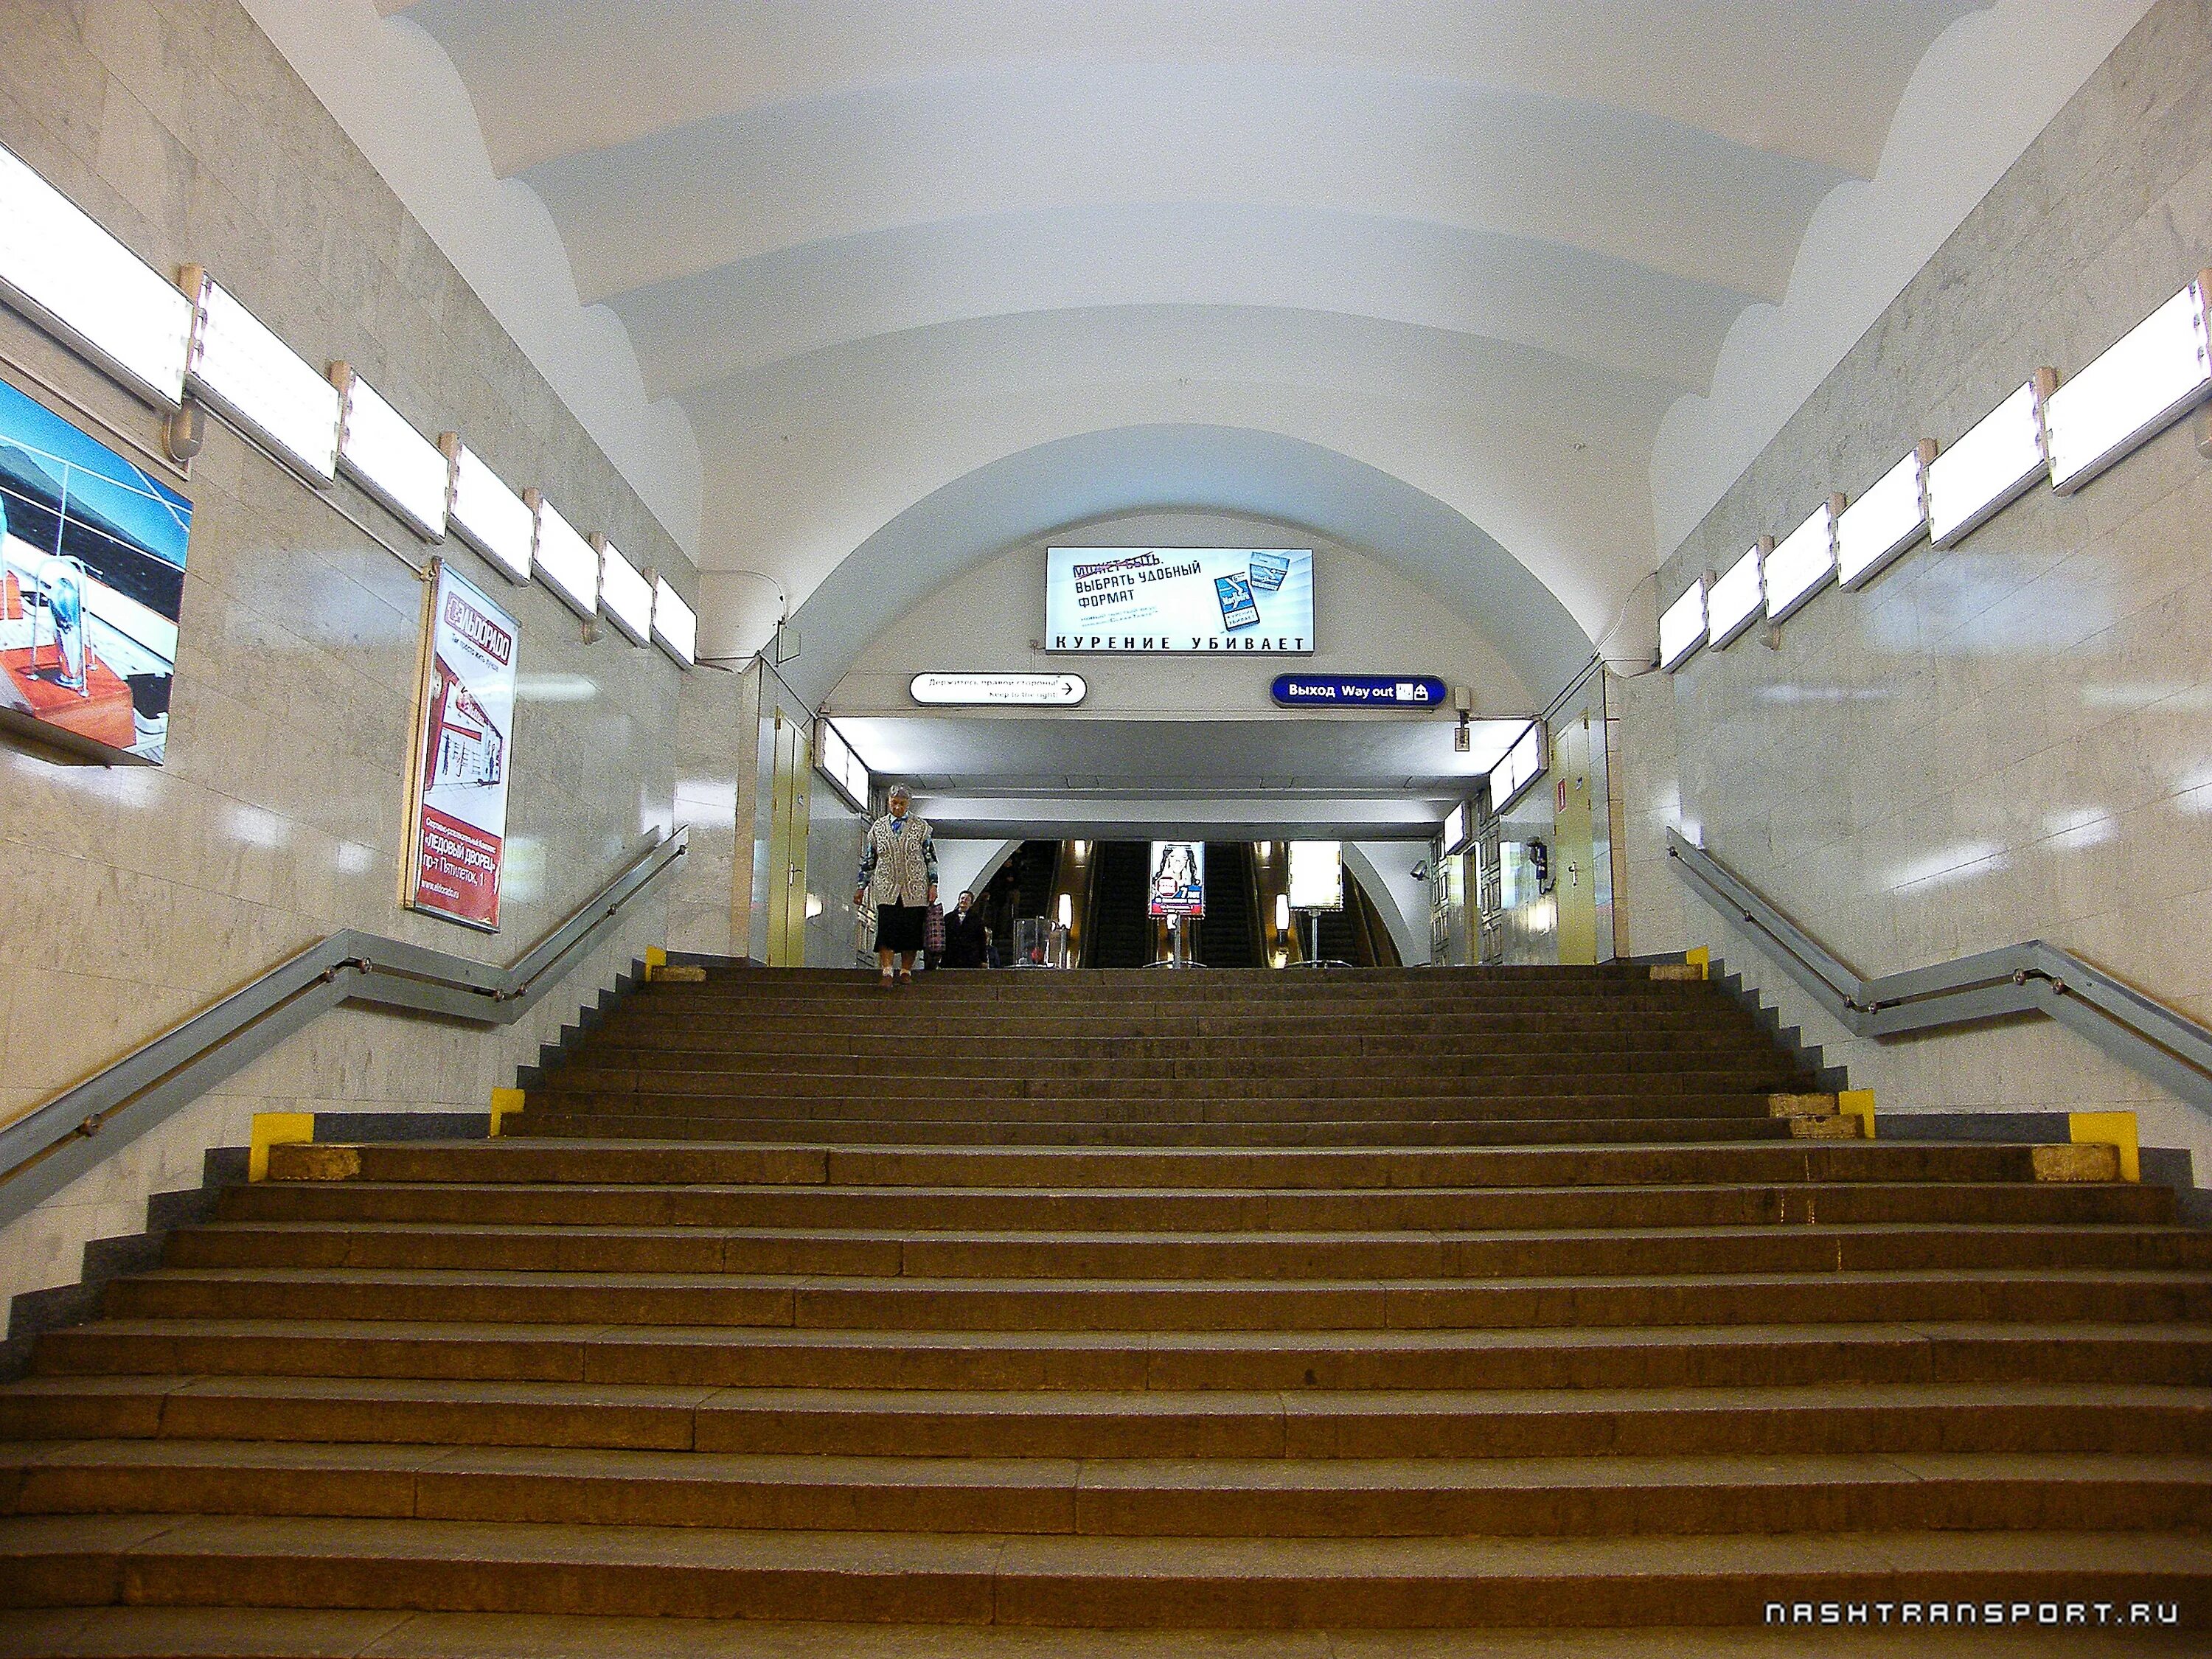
(1147, 841), (1206, 919)
(0, 375), (192, 764)
(403, 559), (518, 931)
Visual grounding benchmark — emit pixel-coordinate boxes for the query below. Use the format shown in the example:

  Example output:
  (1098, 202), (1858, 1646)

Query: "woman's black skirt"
(875, 902), (927, 953)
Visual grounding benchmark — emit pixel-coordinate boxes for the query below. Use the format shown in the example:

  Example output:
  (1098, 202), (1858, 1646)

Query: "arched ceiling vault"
(357, 0), (2001, 691)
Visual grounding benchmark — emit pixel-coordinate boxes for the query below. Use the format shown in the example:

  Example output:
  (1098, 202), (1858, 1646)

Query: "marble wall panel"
(1619, 0), (2212, 1175)
(0, 0), (698, 1313)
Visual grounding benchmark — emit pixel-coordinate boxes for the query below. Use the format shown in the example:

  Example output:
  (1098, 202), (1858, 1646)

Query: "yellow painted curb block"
(1684, 947), (1709, 981)
(490, 1088), (526, 1138)
(2070, 1110), (2139, 1183)
(644, 946), (668, 981)
(1837, 1090), (1876, 1140)
(248, 1112), (314, 1182)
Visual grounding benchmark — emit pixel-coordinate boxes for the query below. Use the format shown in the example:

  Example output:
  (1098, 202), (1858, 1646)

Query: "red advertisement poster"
(403, 561), (518, 931)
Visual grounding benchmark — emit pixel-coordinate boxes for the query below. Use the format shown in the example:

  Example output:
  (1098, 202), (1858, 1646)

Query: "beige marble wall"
(667, 661), (759, 959)
(1619, 0), (2212, 1169)
(0, 0), (698, 1312)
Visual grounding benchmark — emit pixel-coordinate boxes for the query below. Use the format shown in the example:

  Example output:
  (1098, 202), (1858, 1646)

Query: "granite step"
(2, 1512), (2204, 1627)
(6, 1377), (2209, 1460)
(36, 1318), (2212, 1391)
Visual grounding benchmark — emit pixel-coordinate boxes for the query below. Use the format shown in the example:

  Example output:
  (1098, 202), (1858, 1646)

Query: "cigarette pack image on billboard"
(1047, 547), (1312, 653)
(404, 560), (519, 931)
(1148, 841), (1206, 919)
(0, 376), (190, 764)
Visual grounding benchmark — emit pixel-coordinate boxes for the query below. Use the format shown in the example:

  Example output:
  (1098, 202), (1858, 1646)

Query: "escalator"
(1082, 842), (1152, 967)
(1199, 842), (1260, 967)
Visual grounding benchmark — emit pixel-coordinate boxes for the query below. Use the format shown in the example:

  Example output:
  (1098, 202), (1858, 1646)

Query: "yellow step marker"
(248, 1112), (314, 1182)
(644, 946), (667, 981)
(1837, 1090), (1876, 1140)
(490, 1088), (526, 1138)
(2069, 1110), (2139, 1182)
(1683, 947), (1709, 980)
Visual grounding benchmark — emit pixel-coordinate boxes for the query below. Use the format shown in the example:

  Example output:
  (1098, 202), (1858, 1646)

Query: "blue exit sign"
(1271, 675), (1450, 709)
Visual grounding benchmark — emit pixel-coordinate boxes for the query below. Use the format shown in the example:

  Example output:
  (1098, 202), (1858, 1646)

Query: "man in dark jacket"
(942, 888), (990, 969)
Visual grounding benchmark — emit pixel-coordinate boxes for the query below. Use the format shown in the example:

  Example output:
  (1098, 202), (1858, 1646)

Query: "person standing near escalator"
(855, 784), (937, 987)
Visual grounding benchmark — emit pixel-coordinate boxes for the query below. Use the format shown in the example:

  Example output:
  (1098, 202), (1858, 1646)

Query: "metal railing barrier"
(1667, 828), (2212, 1118)
(0, 827), (689, 1230)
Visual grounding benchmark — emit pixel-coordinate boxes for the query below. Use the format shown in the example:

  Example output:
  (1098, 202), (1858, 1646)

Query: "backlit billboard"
(1047, 547), (1312, 653)
(0, 376), (191, 764)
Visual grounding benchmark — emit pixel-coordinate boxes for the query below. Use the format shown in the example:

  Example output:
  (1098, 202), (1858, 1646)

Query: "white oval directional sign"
(910, 672), (1087, 707)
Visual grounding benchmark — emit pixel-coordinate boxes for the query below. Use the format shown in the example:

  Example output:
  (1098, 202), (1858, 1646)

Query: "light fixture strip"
(1926, 372), (2055, 547)
(1764, 497), (1843, 625)
(1658, 580), (1708, 672)
(524, 492), (599, 620)
(651, 575), (697, 667)
(594, 535), (653, 644)
(331, 364), (448, 540)
(0, 141), (195, 406)
(440, 437), (535, 585)
(1836, 443), (1935, 589)
(2046, 275), (2212, 493)
(1706, 540), (1768, 647)
(182, 268), (341, 483)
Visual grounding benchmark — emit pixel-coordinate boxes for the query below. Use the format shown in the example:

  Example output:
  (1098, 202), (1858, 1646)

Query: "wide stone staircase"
(3, 963), (2210, 1651)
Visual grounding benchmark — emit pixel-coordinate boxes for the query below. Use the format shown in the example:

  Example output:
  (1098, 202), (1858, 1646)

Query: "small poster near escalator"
(1148, 841), (1206, 919)
(401, 559), (518, 931)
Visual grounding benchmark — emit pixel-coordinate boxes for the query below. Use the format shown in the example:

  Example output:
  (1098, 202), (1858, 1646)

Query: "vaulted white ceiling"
(327, 0), (2135, 694)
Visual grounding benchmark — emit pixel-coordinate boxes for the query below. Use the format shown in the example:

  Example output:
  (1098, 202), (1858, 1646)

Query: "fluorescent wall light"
(1491, 720), (1548, 812)
(1658, 580), (1707, 672)
(1442, 802), (1471, 855)
(594, 535), (651, 644)
(330, 364), (448, 540)
(816, 719), (869, 809)
(1927, 372), (2054, 547)
(1837, 443), (1935, 589)
(0, 142), (195, 406)
(1706, 540), (1767, 647)
(1764, 497), (1843, 625)
(440, 437), (534, 585)
(2047, 276), (2212, 493)
(524, 492), (599, 620)
(651, 575), (696, 667)
(181, 268), (340, 483)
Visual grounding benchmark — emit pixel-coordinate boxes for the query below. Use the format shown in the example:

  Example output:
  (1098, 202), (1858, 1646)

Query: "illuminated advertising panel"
(524, 492), (598, 620)
(1147, 841), (1206, 919)
(2046, 277), (2212, 493)
(1287, 841), (1343, 911)
(1927, 375), (2052, 547)
(403, 560), (518, 931)
(1706, 542), (1766, 648)
(1047, 547), (1312, 653)
(1836, 445), (1933, 589)
(0, 376), (190, 765)
(1658, 582), (1706, 671)
(1764, 497), (1841, 625)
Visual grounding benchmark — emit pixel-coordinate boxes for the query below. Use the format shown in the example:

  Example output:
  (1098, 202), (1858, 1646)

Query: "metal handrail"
(1667, 829), (2212, 1116)
(0, 827), (689, 1229)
